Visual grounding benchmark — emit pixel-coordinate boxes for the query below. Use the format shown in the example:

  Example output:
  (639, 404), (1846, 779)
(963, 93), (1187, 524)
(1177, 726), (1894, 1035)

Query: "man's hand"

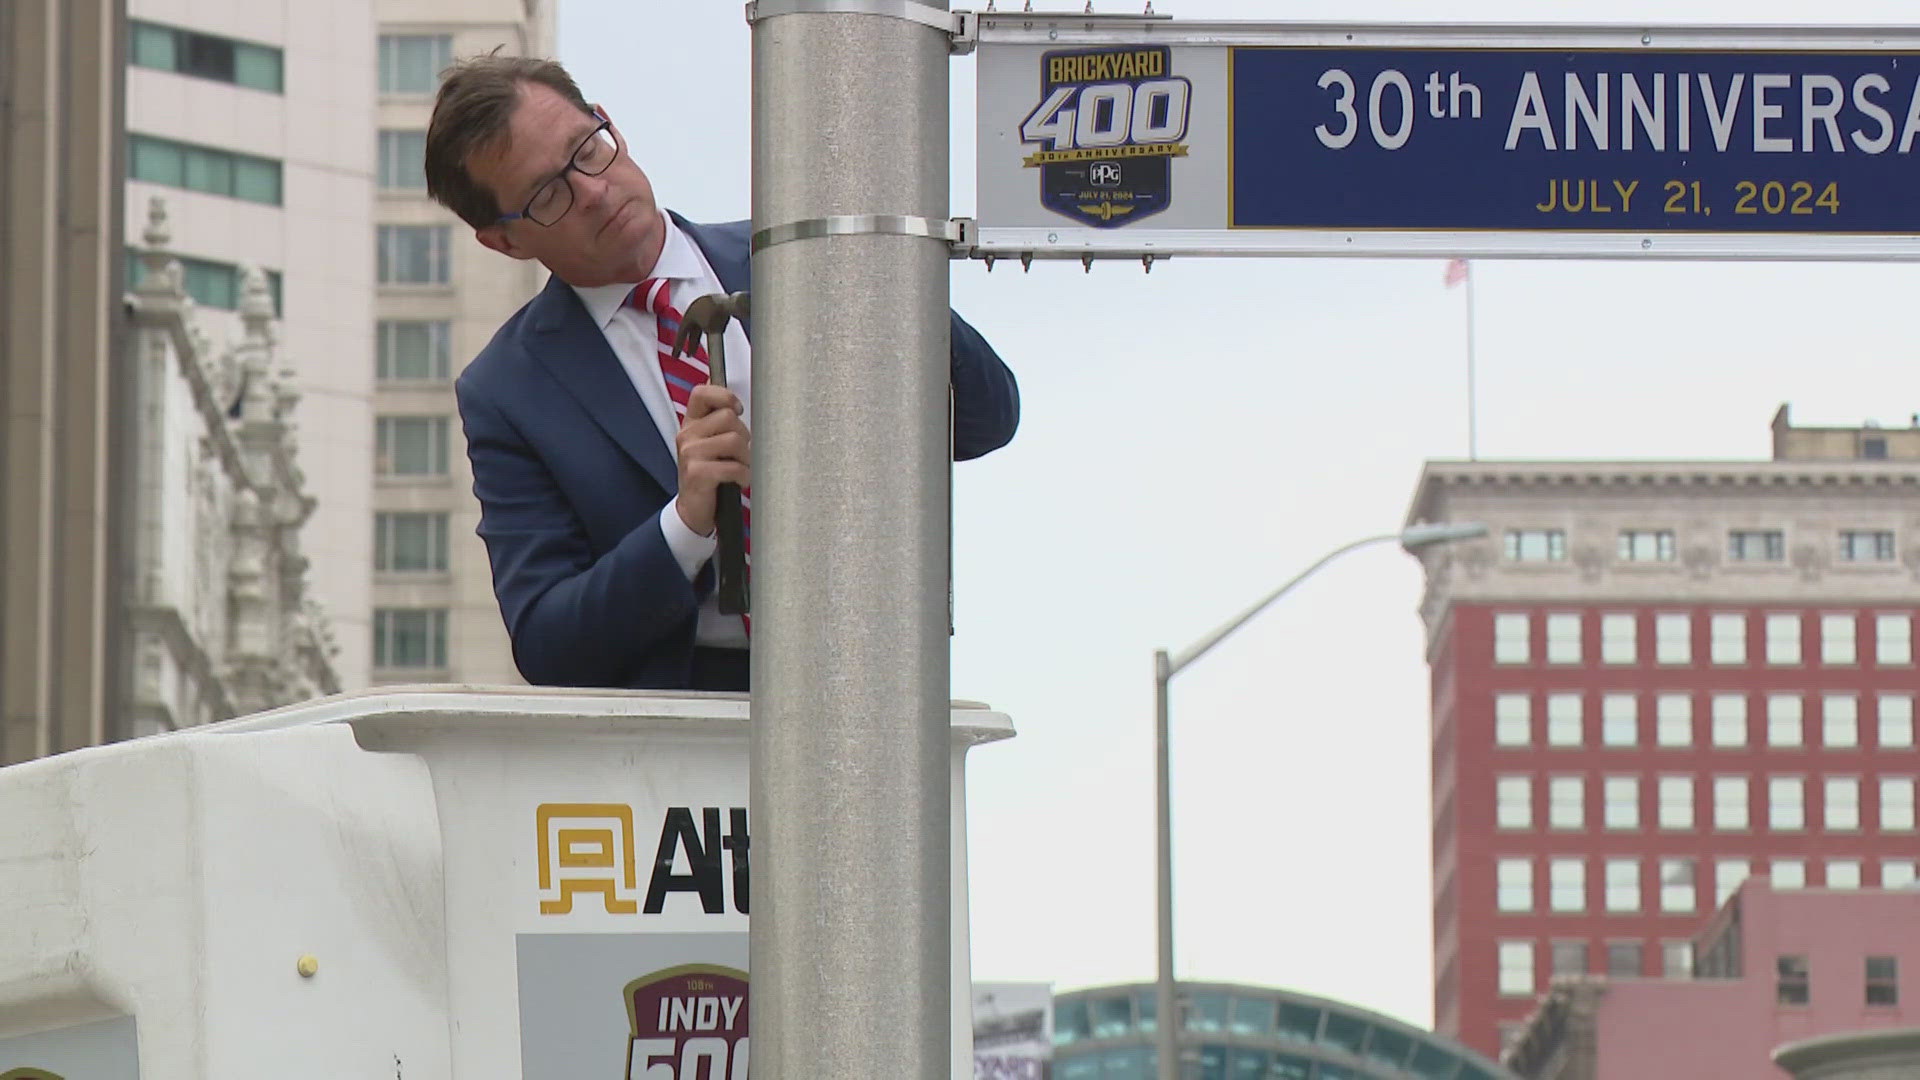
(675, 383), (751, 537)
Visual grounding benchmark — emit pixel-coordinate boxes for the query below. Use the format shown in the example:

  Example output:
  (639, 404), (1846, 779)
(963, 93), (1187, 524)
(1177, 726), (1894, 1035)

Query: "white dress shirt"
(571, 215), (751, 649)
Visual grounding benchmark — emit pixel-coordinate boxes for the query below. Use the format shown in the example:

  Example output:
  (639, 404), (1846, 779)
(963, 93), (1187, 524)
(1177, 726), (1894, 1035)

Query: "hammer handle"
(705, 326), (750, 615)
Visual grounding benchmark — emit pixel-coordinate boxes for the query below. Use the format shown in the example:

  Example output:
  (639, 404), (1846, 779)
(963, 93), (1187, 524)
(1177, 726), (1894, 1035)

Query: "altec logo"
(536, 804), (749, 917)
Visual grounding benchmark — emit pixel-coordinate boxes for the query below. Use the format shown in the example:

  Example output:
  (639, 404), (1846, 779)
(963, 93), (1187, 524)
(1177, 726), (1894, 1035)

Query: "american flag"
(1444, 258), (1470, 288)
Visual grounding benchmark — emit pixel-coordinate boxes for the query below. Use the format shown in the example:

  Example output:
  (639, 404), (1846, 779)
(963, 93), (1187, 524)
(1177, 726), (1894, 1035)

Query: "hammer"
(672, 291), (751, 616)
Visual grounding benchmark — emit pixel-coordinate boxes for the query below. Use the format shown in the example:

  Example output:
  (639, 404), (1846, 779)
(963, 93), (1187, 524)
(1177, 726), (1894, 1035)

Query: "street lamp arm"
(1163, 532), (1401, 678)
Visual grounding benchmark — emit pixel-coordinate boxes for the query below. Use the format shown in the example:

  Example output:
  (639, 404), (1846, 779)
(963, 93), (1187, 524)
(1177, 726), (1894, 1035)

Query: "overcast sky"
(558, 0), (1920, 1030)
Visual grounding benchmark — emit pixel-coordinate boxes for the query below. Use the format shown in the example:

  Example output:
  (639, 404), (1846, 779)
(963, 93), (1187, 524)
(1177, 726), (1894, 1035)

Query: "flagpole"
(1465, 264), (1478, 461)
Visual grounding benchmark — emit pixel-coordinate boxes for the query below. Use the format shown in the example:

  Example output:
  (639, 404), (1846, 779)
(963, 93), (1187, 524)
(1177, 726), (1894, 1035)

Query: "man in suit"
(423, 55), (1019, 691)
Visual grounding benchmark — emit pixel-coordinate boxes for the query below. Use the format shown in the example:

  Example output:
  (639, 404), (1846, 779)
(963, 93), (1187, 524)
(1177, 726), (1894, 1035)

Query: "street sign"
(972, 16), (1920, 260)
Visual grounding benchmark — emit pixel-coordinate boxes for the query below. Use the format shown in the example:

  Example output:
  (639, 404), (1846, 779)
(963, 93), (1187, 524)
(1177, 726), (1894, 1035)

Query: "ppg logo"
(1089, 162), (1123, 187)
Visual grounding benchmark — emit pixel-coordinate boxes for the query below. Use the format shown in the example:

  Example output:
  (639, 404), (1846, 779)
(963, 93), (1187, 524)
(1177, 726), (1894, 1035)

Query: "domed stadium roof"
(1051, 981), (1521, 1080)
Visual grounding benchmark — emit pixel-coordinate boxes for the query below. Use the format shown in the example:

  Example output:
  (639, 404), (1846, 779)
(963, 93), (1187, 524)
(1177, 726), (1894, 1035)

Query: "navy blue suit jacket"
(455, 214), (1020, 689)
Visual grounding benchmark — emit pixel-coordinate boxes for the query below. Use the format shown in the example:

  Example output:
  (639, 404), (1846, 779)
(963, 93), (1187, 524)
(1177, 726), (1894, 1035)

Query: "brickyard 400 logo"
(1020, 46), (1191, 227)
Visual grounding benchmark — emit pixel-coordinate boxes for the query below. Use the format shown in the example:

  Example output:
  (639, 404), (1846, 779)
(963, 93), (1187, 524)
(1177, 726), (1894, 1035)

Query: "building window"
(1549, 776), (1585, 830)
(1729, 529), (1785, 562)
(1817, 694), (1859, 749)
(1505, 529), (1565, 562)
(379, 33), (453, 95)
(376, 416), (450, 476)
(1713, 776), (1749, 831)
(1659, 858), (1697, 913)
(127, 250), (282, 315)
(377, 321), (452, 381)
(1654, 612), (1692, 664)
(1767, 694), (1804, 748)
(378, 130), (427, 190)
(1601, 694), (1637, 748)
(1497, 858), (1533, 913)
(1546, 613), (1582, 664)
(1821, 613), (1858, 665)
(1604, 776), (1640, 831)
(1715, 858), (1750, 905)
(1550, 941), (1588, 976)
(1840, 529), (1896, 562)
(1778, 956), (1811, 1006)
(1658, 776), (1693, 830)
(1773, 857), (1807, 889)
(1766, 613), (1802, 665)
(374, 512), (450, 573)
(1882, 777), (1917, 832)
(1600, 613), (1637, 664)
(1619, 530), (1674, 562)
(129, 20), (283, 92)
(1883, 859), (1918, 889)
(1605, 858), (1641, 912)
(1712, 694), (1748, 748)
(1094, 995), (1135, 1038)
(1494, 613), (1530, 664)
(1494, 693), (1531, 748)
(1720, 691), (1751, 745)
(130, 134), (283, 205)
(373, 607), (448, 668)
(1826, 858), (1862, 890)
(378, 224), (452, 285)
(1879, 614), (1914, 665)
(1547, 693), (1583, 748)
(1606, 941), (1644, 977)
(1864, 435), (1890, 459)
(1497, 776), (1533, 830)
(1657, 694), (1693, 748)
(1769, 776), (1805, 831)
(1867, 957), (1899, 1006)
(1881, 694), (1915, 749)
(1550, 857), (1586, 913)
(1711, 613), (1747, 665)
(1498, 941), (1535, 997)
(1824, 777), (1860, 831)
(1663, 941), (1694, 979)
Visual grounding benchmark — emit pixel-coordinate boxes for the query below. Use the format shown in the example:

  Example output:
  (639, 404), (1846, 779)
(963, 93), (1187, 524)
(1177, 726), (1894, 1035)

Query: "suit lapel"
(525, 274), (679, 495)
(673, 213), (753, 341)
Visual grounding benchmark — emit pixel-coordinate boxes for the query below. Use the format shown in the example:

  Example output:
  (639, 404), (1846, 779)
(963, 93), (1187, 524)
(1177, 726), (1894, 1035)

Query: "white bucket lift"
(0, 687), (1013, 1078)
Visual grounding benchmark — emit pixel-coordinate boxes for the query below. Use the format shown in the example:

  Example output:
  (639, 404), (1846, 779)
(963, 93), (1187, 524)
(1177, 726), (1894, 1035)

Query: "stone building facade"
(121, 198), (340, 735)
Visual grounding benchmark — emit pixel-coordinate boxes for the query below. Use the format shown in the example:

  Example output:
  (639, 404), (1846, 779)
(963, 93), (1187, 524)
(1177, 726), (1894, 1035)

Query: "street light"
(1151, 521), (1488, 1080)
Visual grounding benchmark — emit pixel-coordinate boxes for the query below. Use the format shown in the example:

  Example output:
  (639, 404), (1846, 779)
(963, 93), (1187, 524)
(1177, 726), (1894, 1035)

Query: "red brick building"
(1502, 881), (1920, 1079)
(1403, 409), (1920, 1058)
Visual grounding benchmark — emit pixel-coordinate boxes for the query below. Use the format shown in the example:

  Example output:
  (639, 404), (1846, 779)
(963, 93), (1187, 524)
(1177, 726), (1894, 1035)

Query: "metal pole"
(750, 4), (952, 1078)
(1465, 265), (1478, 461)
(1154, 649), (1179, 1080)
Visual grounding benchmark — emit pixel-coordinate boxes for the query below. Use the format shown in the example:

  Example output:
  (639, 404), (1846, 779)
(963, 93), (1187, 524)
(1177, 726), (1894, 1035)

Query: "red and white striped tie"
(631, 277), (750, 631)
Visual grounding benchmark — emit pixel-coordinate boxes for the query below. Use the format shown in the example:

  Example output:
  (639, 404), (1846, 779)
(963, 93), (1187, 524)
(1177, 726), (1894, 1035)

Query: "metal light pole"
(749, 1), (956, 1077)
(1152, 521), (1488, 1080)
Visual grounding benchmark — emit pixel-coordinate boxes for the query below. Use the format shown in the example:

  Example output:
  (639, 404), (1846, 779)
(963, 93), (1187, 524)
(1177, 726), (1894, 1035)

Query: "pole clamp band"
(752, 214), (965, 253)
(743, 0), (960, 34)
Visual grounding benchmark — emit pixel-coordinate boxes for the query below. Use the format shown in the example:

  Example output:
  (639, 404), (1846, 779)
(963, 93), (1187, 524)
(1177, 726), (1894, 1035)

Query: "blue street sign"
(973, 18), (1920, 260)
(1231, 48), (1920, 234)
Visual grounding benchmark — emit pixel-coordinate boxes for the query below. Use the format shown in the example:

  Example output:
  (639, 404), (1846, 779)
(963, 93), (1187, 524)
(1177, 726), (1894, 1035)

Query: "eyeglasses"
(496, 118), (622, 228)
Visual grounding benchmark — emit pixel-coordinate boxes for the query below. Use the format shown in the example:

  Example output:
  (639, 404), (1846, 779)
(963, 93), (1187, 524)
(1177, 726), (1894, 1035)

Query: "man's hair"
(425, 53), (594, 229)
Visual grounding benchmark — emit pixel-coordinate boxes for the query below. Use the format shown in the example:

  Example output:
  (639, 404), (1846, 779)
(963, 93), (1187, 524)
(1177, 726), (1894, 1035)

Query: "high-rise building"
(370, 1), (554, 685)
(125, 0), (379, 687)
(3, 0), (126, 759)
(1405, 406), (1920, 1058)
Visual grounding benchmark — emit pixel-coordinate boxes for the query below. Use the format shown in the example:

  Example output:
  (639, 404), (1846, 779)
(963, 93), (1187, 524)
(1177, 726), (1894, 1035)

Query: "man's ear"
(477, 224), (532, 261)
